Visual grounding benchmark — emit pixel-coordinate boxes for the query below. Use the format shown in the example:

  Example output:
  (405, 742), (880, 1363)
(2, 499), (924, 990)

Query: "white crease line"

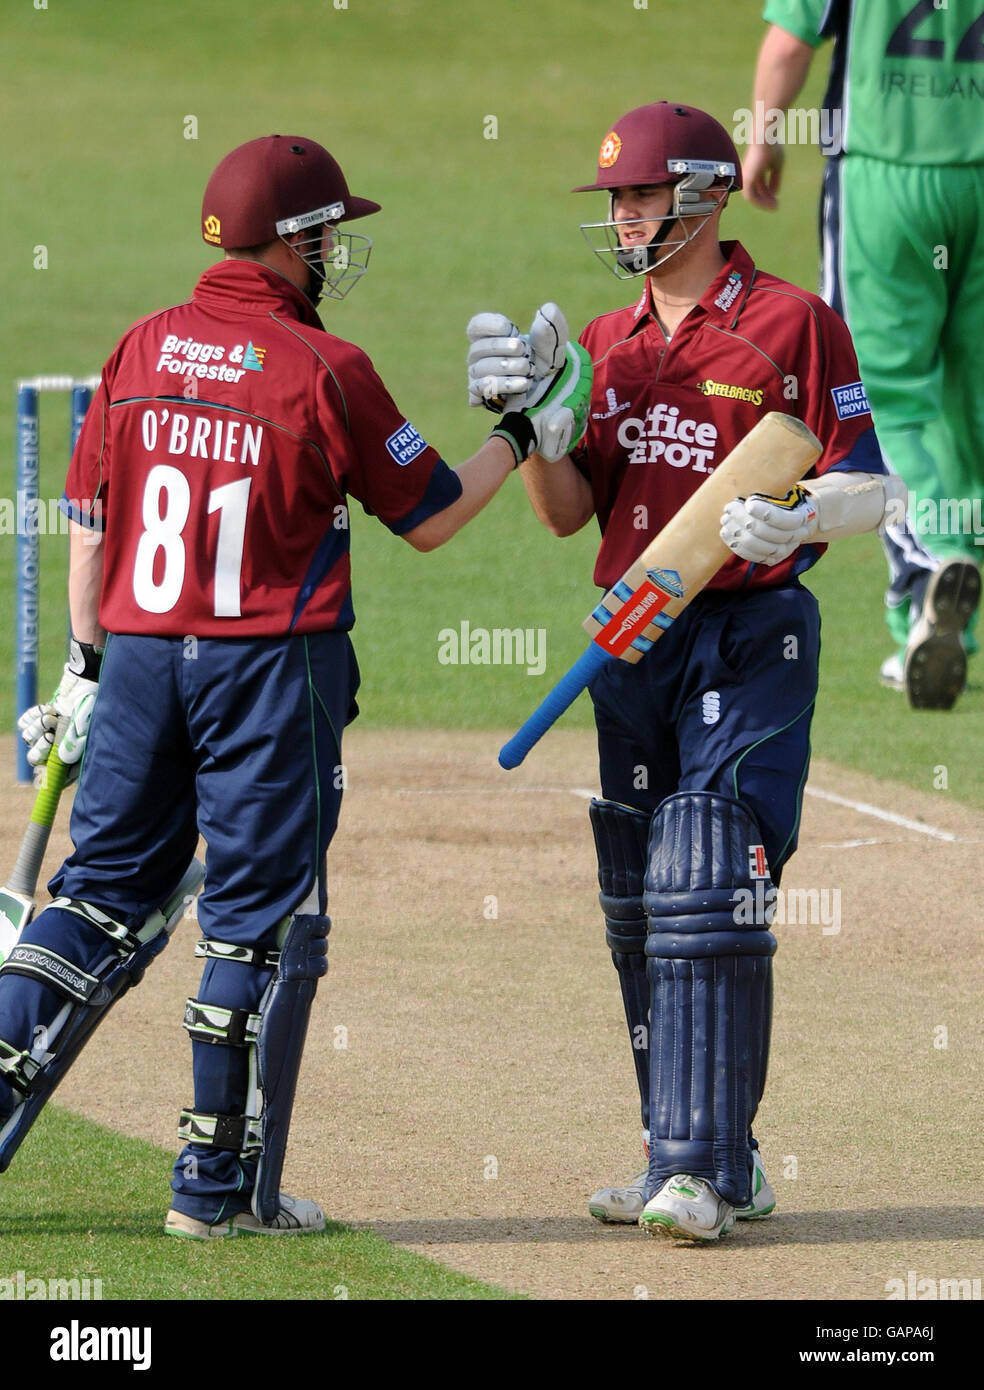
(573, 785), (960, 843)
(384, 783), (964, 844)
(395, 786), (602, 801)
(574, 786), (961, 844)
(804, 786), (956, 841)
(819, 838), (889, 850)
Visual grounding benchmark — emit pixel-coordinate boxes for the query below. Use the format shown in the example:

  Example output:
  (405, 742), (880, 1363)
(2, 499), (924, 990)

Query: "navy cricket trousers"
(590, 583), (821, 879)
(0, 631), (358, 1218)
(56, 629), (359, 930)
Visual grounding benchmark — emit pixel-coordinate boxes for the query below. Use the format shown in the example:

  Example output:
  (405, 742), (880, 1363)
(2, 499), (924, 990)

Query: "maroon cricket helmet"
(201, 134), (381, 249)
(574, 101), (742, 193)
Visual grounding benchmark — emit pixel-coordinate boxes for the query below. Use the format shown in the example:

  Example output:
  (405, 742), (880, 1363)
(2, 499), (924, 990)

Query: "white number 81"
(132, 465), (251, 618)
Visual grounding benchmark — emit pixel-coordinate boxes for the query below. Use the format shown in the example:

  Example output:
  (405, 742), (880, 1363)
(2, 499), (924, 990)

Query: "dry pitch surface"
(1, 729), (981, 1301)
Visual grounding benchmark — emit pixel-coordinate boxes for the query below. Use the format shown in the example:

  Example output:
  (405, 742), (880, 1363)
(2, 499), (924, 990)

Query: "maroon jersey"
(64, 260), (462, 636)
(573, 241), (883, 592)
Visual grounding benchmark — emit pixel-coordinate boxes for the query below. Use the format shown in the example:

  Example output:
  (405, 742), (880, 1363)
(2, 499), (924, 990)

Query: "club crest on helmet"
(574, 102), (741, 280)
(599, 132), (622, 168)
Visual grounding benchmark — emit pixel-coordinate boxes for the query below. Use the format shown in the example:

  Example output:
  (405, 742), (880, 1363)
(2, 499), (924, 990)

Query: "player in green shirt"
(742, 0), (984, 709)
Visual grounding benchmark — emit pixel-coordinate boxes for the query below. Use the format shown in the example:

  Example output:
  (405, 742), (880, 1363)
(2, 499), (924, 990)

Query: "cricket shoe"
(735, 1149), (776, 1219)
(879, 652), (904, 692)
(588, 1168), (648, 1225)
(904, 557), (981, 710)
(164, 1193), (325, 1239)
(639, 1175), (736, 1244)
(590, 1149), (775, 1225)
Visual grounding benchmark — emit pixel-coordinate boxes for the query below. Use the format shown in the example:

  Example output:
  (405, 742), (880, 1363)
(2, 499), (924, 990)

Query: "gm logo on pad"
(748, 844), (770, 879)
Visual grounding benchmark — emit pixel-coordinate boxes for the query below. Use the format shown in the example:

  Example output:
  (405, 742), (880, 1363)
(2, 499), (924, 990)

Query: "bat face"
(582, 412), (822, 664)
(501, 413), (822, 769)
(0, 890), (34, 967)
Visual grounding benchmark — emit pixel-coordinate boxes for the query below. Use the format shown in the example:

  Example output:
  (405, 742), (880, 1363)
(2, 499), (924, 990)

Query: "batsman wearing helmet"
(0, 134), (583, 1237)
(469, 102), (906, 1241)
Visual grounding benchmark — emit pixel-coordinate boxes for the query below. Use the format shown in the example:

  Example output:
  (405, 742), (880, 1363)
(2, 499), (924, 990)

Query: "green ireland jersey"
(763, 0), (984, 163)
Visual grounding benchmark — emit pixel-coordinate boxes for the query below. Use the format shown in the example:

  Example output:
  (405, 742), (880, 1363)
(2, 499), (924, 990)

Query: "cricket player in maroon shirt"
(468, 102), (905, 1241)
(0, 135), (589, 1236)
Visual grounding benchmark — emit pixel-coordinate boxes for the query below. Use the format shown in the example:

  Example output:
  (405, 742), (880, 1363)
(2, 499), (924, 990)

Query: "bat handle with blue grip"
(498, 643), (613, 769)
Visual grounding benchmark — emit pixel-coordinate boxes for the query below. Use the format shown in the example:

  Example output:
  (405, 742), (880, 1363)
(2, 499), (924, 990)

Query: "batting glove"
(466, 312), (535, 412)
(720, 485), (819, 565)
(466, 302), (580, 413)
(18, 639), (102, 774)
(492, 304), (593, 464)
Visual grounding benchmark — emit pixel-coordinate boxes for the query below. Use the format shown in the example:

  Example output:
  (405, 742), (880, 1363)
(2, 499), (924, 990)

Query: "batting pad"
(253, 913), (329, 1222)
(0, 861), (202, 1171)
(590, 798), (652, 1128)
(644, 791), (776, 1209)
(174, 914), (329, 1225)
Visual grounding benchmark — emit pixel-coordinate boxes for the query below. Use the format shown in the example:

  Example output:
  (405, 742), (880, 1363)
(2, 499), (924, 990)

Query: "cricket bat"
(0, 743), (71, 966)
(499, 411), (823, 769)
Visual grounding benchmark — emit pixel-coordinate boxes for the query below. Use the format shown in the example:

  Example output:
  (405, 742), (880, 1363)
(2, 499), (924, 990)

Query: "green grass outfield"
(0, 0), (979, 1303)
(0, 1108), (517, 1300)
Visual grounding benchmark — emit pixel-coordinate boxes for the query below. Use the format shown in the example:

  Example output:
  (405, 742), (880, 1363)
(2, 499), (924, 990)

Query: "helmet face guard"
(275, 201), (372, 303)
(202, 136), (380, 304)
(579, 160), (736, 280)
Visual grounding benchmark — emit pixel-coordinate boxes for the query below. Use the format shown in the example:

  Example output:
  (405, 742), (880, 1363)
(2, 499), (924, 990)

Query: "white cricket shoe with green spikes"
(639, 1175), (736, 1243)
(589, 1148), (774, 1225)
(737, 1148), (776, 1220)
(588, 1168), (649, 1225)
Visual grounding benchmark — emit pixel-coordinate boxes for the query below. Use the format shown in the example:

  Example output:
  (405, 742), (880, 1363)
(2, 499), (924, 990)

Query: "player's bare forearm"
(401, 436), (517, 551)
(518, 451), (594, 537)
(742, 24), (817, 209)
(68, 521), (107, 647)
(753, 24), (815, 116)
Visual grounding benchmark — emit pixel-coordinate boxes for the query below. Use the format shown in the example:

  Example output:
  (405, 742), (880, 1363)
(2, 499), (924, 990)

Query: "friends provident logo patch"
(386, 420), (427, 466)
(831, 381), (871, 420)
(203, 214), (222, 244)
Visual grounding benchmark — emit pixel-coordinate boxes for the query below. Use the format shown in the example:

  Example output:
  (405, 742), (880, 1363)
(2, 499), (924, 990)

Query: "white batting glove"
(470, 304), (592, 464)
(491, 348), (593, 465)
(720, 485), (819, 565)
(518, 345), (593, 463)
(466, 312), (535, 412)
(18, 641), (101, 770)
(526, 302), (569, 380)
(504, 305), (589, 461)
